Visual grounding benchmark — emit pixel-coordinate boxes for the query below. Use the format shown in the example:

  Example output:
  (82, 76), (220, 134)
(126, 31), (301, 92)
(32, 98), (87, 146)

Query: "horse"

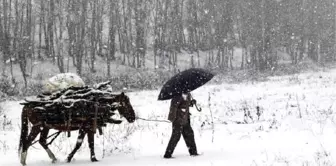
(18, 92), (136, 165)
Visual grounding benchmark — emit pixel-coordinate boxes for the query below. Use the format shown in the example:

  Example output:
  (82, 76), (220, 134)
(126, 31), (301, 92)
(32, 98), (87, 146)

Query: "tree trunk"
(107, 0), (116, 77)
(55, 1), (64, 73)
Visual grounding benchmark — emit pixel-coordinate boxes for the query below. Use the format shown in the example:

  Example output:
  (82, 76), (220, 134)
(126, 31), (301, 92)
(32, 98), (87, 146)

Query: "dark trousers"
(164, 121), (198, 156)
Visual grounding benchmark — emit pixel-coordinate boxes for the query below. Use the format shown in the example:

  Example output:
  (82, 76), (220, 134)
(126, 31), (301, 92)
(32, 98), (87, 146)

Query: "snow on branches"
(22, 81), (115, 109)
(20, 80), (121, 130)
(43, 73), (85, 93)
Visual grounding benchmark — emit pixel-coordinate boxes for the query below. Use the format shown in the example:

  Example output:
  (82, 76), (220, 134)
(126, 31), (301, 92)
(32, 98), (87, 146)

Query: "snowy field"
(1, 69), (336, 166)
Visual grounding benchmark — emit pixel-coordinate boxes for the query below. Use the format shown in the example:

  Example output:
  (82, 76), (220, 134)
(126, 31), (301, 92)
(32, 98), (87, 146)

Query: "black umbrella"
(158, 68), (215, 100)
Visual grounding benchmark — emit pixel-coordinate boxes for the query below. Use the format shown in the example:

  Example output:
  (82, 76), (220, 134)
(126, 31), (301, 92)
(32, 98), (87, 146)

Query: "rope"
(31, 131), (62, 146)
(46, 131), (61, 146)
(135, 96), (201, 123)
(136, 117), (171, 123)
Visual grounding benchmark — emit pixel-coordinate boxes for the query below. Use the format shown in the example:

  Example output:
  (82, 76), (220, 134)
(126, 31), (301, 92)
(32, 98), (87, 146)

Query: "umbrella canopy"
(158, 68), (214, 100)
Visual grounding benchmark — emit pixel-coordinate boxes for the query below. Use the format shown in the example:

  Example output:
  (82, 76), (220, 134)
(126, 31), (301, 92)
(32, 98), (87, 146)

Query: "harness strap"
(93, 103), (98, 133)
(32, 122), (43, 127)
(67, 110), (72, 137)
(98, 127), (103, 135)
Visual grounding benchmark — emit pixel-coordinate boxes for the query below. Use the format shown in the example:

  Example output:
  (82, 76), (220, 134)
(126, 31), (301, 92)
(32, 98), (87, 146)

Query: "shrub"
(0, 74), (19, 97)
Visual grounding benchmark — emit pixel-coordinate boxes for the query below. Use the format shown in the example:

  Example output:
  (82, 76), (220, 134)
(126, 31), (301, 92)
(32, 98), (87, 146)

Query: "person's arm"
(168, 97), (179, 122)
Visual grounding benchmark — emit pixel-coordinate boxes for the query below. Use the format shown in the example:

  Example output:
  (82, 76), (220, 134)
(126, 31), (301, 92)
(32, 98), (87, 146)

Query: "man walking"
(163, 92), (199, 158)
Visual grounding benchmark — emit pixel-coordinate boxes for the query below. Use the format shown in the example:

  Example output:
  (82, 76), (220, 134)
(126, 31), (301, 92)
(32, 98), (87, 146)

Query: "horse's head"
(111, 92), (136, 123)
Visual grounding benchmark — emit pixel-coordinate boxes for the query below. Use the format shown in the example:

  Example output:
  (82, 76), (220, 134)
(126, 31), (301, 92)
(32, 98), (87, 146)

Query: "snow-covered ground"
(1, 69), (336, 166)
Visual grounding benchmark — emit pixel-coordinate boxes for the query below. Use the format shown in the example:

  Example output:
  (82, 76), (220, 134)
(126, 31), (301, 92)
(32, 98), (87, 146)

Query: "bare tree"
(107, 0), (117, 76)
(134, 0), (147, 68)
(0, 0), (12, 78)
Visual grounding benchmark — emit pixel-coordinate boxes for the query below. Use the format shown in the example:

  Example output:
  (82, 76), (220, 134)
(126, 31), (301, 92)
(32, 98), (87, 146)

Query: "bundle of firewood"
(20, 81), (120, 129)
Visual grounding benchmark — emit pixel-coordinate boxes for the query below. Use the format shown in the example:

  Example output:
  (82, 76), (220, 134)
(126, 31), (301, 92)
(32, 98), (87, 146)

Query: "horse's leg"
(66, 129), (86, 163)
(20, 126), (41, 166)
(39, 128), (57, 163)
(87, 130), (98, 162)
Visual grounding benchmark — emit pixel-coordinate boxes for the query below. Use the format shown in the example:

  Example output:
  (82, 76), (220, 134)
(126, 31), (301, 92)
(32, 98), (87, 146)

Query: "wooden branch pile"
(20, 81), (119, 134)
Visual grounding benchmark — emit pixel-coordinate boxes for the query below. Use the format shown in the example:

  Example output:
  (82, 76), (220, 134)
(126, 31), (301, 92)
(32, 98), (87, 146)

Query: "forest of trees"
(0, 0), (335, 81)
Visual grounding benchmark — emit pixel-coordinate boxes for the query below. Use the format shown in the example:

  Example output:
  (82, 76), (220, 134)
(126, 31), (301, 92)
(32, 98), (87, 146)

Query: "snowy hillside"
(1, 69), (336, 166)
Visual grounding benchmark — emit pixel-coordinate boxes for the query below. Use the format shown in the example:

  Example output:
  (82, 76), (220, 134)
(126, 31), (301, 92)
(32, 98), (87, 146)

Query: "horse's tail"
(18, 106), (29, 155)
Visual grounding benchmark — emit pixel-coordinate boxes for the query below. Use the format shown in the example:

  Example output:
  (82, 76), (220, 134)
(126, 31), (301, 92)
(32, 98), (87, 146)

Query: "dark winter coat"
(167, 93), (194, 125)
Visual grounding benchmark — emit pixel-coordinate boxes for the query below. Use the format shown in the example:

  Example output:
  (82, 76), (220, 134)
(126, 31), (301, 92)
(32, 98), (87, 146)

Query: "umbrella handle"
(190, 95), (202, 112)
(195, 104), (202, 112)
